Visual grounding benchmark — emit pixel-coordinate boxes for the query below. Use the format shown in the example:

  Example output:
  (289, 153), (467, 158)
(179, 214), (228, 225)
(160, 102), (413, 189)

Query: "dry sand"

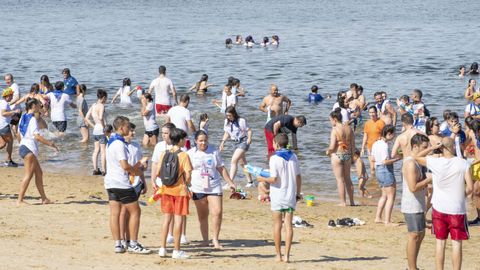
(0, 167), (479, 270)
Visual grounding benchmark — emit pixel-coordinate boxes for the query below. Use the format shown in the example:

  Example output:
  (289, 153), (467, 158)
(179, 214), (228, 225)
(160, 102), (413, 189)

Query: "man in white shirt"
(167, 94), (196, 149)
(415, 137), (473, 270)
(47, 81), (77, 136)
(148, 65), (178, 114)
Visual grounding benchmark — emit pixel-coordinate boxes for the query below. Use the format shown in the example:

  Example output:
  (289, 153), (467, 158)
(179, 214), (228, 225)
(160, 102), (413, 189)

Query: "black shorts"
(192, 192), (223, 201)
(145, 128), (159, 138)
(52, 121), (67, 132)
(133, 182), (144, 199)
(94, 134), (107, 144)
(106, 188), (138, 204)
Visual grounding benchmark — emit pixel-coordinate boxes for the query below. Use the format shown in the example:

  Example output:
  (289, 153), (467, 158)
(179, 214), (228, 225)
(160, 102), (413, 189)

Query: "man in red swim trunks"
(148, 65), (178, 114)
(415, 137), (474, 270)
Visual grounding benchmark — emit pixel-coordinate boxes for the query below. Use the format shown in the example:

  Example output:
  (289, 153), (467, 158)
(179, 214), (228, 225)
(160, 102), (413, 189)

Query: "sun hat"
(2, 87), (13, 97)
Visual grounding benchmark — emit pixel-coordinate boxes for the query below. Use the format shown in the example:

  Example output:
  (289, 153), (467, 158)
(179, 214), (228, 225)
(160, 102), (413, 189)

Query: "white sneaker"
(158, 247), (167, 257)
(172, 250), (189, 259)
(127, 243), (151, 254)
(166, 235), (174, 244)
(245, 182), (255, 188)
(180, 235), (189, 245)
(114, 245), (125, 254)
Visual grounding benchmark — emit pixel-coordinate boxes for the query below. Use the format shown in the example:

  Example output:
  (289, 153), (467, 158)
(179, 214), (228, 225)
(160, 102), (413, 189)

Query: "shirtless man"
(374, 91), (397, 126)
(259, 84), (291, 123)
(391, 113), (420, 159)
(346, 83), (358, 101)
(85, 89), (108, 175)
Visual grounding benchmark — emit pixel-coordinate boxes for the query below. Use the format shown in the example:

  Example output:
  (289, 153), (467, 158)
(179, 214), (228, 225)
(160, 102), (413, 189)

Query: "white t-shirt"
(224, 118), (249, 140)
(426, 156), (468, 214)
(143, 102), (158, 132)
(221, 92), (237, 113)
(0, 100), (11, 129)
(371, 139), (389, 166)
(187, 145), (224, 194)
(9, 83), (20, 110)
(332, 103), (350, 124)
(127, 141), (143, 186)
(167, 105), (191, 133)
(152, 141), (173, 186)
(464, 102), (480, 116)
(19, 115), (40, 157)
(117, 86), (132, 104)
(104, 138), (130, 189)
(47, 92), (72, 121)
(150, 76), (174, 105)
(269, 153), (300, 211)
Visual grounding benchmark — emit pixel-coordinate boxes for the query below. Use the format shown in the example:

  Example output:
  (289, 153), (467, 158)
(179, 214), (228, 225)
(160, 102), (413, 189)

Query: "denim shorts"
(233, 136), (249, 151)
(94, 135), (107, 144)
(19, 145), (33, 159)
(0, 125), (10, 136)
(375, 164), (396, 187)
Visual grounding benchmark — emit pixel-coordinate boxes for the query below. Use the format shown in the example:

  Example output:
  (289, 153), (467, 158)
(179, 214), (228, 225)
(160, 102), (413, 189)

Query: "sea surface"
(1, 0), (478, 200)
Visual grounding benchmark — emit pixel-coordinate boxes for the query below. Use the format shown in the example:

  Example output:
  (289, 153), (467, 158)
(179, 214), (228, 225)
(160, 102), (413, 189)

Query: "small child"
(308, 85), (324, 103)
(198, 113), (209, 134)
(439, 109), (451, 133)
(353, 149), (372, 198)
(396, 95), (413, 115)
(257, 133), (302, 263)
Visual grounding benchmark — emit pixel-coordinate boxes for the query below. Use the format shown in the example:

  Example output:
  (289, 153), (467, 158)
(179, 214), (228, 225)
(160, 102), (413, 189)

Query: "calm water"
(1, 0), (477, 199)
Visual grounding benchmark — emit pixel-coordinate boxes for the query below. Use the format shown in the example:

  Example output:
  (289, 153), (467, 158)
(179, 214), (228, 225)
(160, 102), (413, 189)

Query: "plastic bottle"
(148, 190), (162, 205)
(245, 164), (270, 178)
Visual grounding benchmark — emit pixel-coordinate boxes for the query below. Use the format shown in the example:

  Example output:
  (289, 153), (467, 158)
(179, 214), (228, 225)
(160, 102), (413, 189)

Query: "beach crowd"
(1, 61), (479, 269)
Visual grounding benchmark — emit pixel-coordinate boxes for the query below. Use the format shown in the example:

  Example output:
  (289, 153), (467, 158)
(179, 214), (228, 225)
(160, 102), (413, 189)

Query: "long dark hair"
(40, 75), (53, 90)
(330, 108), (342, 122)
(225, 106), (239, 122)
(425, 117), (438, 136)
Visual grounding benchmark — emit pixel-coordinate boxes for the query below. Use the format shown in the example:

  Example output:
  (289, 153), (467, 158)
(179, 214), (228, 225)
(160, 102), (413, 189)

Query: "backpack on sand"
(160, 150), (183, 186)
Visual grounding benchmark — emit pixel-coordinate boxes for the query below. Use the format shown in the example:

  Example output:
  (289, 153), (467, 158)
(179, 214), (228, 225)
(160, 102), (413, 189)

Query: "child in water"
(352, 149), (372, 198)
(308, 85), (324, 103)
(198, 113), (209, 134)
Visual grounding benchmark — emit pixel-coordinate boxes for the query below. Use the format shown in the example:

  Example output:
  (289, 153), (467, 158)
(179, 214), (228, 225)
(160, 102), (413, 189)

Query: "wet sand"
(0, 167), (479, 270)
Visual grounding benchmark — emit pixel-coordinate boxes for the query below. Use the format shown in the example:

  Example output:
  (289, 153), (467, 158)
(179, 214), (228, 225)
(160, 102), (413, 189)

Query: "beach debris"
(328, 218), (366, 228)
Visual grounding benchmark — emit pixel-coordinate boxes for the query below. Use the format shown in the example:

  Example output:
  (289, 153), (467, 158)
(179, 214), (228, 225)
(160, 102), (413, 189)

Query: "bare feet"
(16, 200), (29, 206)
(336, 203), (347, 207)
(42, 198), (52, 204)
(275, 254), (282, 262)
(374, 219), (383, 224)
(282, 255), (290, 263)
(212, 240), (223, 249)
(79, 140), (88, 143)
(384, 222), (400, 227)
(360, 189), (373, 199)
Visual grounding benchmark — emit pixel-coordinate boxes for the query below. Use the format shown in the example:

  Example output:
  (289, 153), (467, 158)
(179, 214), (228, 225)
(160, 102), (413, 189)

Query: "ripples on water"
(1, 0), (478, 199)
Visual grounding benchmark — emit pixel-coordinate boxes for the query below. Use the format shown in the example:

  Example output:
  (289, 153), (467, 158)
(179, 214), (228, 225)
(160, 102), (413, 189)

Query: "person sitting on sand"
(326, 108), (355, 206)
(257, 133), (302, 263)
(17, 98), (58, 205)
(371, 125), (401, 225)
(352, 149), (372, 198)
(187, 130), (236, 249)
(188, 74), (215, 95)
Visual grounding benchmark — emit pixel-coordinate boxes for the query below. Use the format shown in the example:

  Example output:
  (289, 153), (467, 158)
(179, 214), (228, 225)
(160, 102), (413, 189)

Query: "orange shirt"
(158, 151), (193, 197)
(364, 119), (385, 150)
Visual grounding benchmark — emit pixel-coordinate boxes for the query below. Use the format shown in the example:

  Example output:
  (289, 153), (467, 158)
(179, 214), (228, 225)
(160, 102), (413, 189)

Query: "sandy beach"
(0, 167), (478, 270)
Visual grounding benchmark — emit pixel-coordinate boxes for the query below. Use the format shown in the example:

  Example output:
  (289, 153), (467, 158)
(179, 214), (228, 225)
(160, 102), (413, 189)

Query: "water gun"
(244, 164), (270, 178)
(148, 189), (162, 205)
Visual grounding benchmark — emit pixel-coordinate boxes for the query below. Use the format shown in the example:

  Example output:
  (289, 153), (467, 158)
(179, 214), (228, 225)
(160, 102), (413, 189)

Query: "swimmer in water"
(225, 38), (233, 48)
(326, 108), (355, 206)
(213, 83), (237, 113)
(259, 84), (291, 123)
(469, 62), (479, 75)
(111, 78), (135, 104)
(188, 74), (215, 95)
(464, 78), (478, 101)
(308, 85), (324, 103)
(260, 37), (269, 47)
(271, 35), (279, 45)
(244, 35), (255, 47)
(459, 65), (466, 78)
(198, 113), (209, 134)
(235, 35), (243, 45)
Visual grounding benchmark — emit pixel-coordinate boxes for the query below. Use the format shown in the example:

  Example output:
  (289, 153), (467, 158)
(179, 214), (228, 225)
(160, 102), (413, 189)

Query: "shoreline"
(0, 167), (479, 269)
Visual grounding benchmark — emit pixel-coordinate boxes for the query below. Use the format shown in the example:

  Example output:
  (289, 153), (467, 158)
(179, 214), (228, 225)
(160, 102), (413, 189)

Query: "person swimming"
(235, 35), (243, 45)
(244, 35), (255, 47)
(271, 35), (279, 45)
(469, 62), (479, 75)
(225, 38), (233, 48)
(308, 85), (324, 103)
(261, 37), (269, 47)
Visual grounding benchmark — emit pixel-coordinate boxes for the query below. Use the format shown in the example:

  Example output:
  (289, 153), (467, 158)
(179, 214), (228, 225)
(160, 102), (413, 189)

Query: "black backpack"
(160, 150), (183, 186)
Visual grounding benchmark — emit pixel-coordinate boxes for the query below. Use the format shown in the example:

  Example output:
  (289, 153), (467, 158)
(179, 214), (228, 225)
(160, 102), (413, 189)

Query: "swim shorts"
(52, 121), (67, 132)
(404, 212), (426, 233)
(160, 194), (189, 216)
(155, 104), (171, 114)
(106, 188), (138, 204)
(192, 192), (222, 201)
(94, 135), (107, 144)
(0, 125), (11, 136)
(264, 128), (275, 153)
(432, 208), (469, 240)
(145, 128), (160, 138)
